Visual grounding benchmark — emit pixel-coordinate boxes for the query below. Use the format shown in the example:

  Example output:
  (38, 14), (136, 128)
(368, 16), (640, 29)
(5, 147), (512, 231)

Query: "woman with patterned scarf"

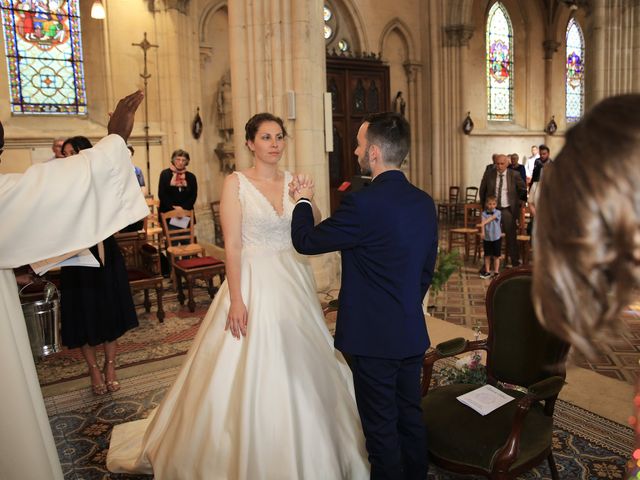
(157, 149), (198, 220)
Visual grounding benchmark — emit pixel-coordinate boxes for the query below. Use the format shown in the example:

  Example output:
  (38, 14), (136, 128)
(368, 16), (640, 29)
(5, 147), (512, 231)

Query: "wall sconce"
(462, 112), (474, 135)
(192, 107), (203, 139)
(91, 0), (106, 19)
(545, 115), (557, 135)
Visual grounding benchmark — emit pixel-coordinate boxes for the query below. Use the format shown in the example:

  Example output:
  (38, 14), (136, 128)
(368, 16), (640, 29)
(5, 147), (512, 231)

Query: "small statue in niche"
(393, 91), (406, 117)
(192, 107), (203, 139)
(217, 70), (234, 144)
(214, 70), (236, 174)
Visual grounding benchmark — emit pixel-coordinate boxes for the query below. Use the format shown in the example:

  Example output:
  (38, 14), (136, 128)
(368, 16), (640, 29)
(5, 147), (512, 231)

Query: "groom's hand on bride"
(289, 173), (315, 202)
(288, 179), (301, 200)
(225, 300), (248, 339)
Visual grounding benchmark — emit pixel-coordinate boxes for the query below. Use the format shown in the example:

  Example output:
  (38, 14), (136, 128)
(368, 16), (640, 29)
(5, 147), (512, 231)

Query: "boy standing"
(480, 195), (502, 279)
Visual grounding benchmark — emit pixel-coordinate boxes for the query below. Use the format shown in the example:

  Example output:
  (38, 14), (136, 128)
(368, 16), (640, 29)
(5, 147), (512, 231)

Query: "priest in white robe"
(0, 91), (148, 480)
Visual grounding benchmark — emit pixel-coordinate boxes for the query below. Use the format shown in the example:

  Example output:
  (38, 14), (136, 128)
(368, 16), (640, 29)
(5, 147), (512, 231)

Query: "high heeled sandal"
(89, 364), (107, 396)
(104, 360), (121, 393)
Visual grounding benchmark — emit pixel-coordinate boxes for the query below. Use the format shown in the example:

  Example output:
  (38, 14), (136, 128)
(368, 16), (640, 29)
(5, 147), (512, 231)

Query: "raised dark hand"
(107, 90), (144, 142)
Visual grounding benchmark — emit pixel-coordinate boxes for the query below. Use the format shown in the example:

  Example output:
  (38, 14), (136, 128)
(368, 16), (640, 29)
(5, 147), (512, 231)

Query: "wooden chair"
(454, 186), (479, 224)
(210, 201), (224, 247)
(160, 209), (226, 312)
(420, 266), (569, 479)
(144, 198), (164, 250)
(437, 186), (460, 223)
(448, 202), (481, 261)
(517, 205), (532, 264)
(114, 230), (165, 322)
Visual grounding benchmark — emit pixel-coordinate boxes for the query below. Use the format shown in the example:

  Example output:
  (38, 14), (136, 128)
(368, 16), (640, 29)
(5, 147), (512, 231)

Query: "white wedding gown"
(107, 171), (369, 479)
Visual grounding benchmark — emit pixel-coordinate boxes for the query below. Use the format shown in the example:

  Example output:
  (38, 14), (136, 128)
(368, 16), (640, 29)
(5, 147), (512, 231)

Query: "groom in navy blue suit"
(290, 112), (438, 480)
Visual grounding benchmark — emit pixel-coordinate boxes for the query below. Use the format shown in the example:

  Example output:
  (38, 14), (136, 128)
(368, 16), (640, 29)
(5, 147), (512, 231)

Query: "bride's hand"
(288, 178), (300, 200)
(225, 300), (248, 339)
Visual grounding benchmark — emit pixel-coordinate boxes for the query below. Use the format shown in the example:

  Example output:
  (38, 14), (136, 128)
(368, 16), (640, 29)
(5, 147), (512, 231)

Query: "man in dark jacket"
(291, 112), (438, 480)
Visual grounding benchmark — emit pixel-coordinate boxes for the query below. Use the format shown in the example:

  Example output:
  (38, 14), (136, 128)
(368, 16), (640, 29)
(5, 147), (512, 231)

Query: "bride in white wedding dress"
(107, 113), (369, 479)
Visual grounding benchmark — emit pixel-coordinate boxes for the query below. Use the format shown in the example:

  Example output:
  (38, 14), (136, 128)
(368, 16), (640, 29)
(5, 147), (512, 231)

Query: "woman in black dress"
(157, 149), (197, 219)
(60, 136), (138, 395)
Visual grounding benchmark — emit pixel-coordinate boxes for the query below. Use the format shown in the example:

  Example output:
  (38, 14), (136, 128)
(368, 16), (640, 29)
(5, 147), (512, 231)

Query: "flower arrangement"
(437, 322), (487, 386)
(438, 351), (487, 386)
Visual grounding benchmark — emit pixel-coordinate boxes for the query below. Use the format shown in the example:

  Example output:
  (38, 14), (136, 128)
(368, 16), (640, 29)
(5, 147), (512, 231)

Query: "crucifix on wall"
(132, 32), (159, 194)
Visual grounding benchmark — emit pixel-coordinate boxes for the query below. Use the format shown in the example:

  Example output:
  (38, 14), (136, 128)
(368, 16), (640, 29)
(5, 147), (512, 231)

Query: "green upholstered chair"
(421, 266), (569, 480)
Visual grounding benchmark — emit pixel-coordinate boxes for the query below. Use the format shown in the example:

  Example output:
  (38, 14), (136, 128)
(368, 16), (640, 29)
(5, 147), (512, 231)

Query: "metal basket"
(19, 280), (61, 359)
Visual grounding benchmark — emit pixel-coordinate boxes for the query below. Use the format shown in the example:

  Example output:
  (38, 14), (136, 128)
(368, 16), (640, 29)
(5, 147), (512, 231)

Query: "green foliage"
(439, 364), (487, 386)
(430, 249), (462, 295)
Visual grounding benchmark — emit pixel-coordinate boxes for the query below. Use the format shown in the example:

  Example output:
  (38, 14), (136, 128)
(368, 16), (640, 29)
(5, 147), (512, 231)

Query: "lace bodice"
(235, 171), (295, 251)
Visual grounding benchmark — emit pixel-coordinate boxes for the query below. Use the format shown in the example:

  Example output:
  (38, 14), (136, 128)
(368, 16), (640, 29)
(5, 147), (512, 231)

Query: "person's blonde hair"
(533, 94), (640, 356)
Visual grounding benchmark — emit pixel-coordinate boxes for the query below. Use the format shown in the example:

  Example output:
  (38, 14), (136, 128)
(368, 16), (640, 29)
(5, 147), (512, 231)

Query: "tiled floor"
(439, 222), (640, 385)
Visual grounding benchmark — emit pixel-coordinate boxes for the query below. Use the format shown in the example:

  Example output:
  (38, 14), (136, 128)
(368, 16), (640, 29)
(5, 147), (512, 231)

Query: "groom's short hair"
(364, 112), (410, 168)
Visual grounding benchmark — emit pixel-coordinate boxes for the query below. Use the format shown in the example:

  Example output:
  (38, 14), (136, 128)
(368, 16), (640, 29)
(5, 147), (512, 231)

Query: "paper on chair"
(30, 248), (100, 276)
(169, 216), (190, 228)
(456, 384), (515, 416)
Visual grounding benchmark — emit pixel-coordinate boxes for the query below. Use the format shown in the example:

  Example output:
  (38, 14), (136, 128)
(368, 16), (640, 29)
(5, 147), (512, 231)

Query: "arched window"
(1, 1), (87, 115)
(486, 2), (513, 121)
(324, 2), (351, 53)
(565, 18), (585, 123)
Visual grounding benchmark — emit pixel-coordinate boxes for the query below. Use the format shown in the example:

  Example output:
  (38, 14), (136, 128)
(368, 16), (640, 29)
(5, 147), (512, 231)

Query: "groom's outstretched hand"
(289, 173), (315, 202)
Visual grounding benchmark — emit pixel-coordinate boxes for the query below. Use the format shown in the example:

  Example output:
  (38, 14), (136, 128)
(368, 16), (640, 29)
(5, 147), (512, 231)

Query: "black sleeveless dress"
(60, 235), (138, 348)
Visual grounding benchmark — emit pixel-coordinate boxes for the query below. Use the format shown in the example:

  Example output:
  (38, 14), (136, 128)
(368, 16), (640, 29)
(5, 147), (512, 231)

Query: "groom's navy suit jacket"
(291, 170), (438, 359)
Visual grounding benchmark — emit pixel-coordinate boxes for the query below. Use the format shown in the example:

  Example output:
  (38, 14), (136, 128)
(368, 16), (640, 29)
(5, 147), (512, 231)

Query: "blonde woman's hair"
(533, 94), (640, 356)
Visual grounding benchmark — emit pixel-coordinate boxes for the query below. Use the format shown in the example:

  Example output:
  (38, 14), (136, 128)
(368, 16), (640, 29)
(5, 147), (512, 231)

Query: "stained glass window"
(323, 6), (332, 22)
(324, 24), (333, 40)
(1, 0), (87, 115)
(486, 2), (513, 121)
(565, 18), (584, 123)
(323, 5), (335, 42)
(324, 2), (352, 53)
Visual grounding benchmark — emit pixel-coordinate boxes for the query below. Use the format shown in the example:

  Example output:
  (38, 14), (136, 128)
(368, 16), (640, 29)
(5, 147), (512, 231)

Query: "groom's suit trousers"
(350, 354), (428, 480)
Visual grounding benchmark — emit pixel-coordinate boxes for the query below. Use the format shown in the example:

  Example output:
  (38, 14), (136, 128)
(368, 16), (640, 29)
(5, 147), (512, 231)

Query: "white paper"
(169, 216), (190, 229)
(30, 249), (100, 276)
(456, 384), (515, 416)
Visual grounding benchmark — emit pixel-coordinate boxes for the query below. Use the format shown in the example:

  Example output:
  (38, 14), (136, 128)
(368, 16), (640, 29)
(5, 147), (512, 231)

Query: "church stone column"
(587, 0), (640, 105)
(228, 0), (326, 207)
(403, 62), (426, 191)
(228, 0), (335, 288)
(152, 1), (214, 243)
(542, 39), (560, 143)
(425, 0), (475, 201)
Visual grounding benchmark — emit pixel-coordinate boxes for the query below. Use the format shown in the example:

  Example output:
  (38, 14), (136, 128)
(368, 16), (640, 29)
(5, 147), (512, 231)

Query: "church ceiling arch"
(198, 0), (228, 44)
(378, 18), (415, 62)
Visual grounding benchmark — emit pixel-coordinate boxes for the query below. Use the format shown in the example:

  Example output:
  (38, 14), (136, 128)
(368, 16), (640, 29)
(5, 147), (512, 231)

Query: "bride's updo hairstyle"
(532, 94), (640, 357)
(244, 112), (288, 143)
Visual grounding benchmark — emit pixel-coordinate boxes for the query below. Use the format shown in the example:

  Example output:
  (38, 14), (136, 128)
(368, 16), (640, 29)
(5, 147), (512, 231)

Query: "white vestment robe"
(0, 134), (149, 480)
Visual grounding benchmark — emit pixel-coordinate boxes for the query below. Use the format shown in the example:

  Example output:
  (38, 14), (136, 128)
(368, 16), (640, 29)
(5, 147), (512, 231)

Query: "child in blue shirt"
(480, 195), (502, 279)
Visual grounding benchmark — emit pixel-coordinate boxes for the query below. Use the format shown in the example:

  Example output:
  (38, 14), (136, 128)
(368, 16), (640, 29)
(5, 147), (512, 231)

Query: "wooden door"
(326, 56), (390, 212)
